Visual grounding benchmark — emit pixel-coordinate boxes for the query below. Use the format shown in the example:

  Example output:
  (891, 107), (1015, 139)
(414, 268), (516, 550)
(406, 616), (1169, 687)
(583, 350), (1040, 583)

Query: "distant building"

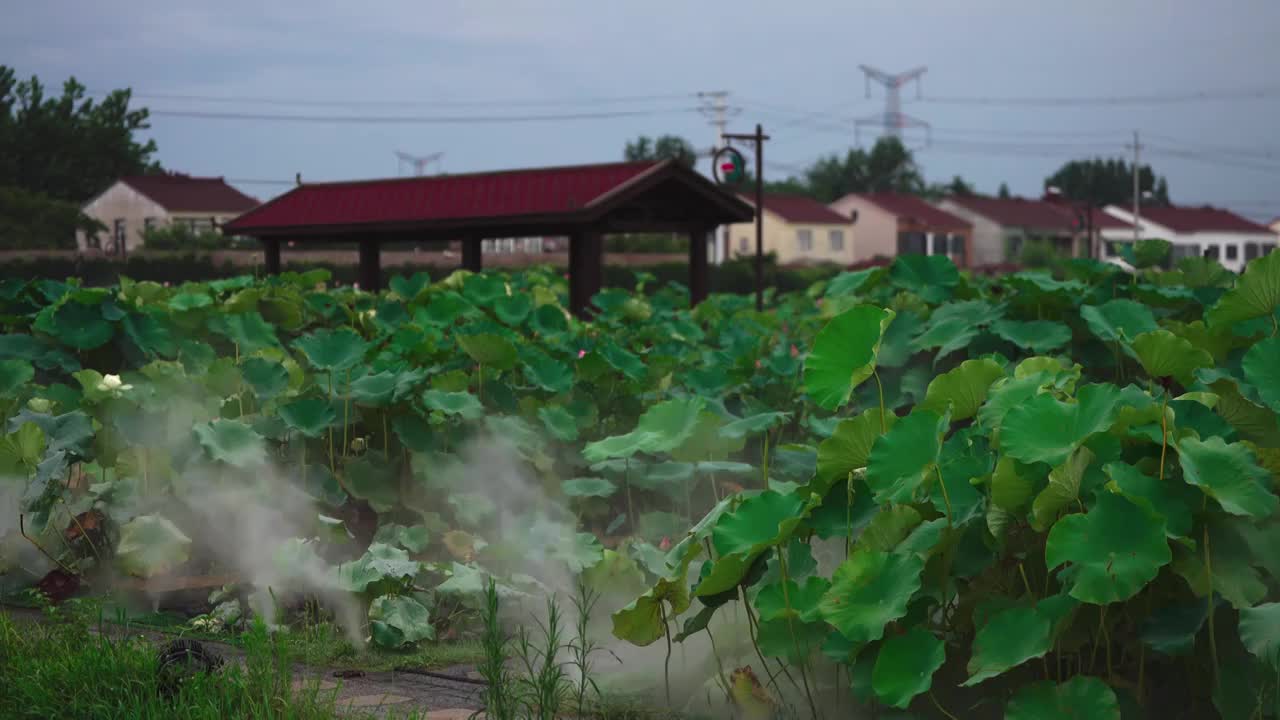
(725, 193), (855, 265)
(1102, 205), (1277, 273)
(1270, 217), (1280, 237)
(829, 193), (973, 267)
(77, 173), (259, 253)
(937, 195), (1130, 267)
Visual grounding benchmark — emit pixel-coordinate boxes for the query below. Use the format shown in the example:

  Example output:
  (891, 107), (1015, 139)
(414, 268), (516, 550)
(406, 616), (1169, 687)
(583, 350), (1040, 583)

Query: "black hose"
(391, 666), (489, 686)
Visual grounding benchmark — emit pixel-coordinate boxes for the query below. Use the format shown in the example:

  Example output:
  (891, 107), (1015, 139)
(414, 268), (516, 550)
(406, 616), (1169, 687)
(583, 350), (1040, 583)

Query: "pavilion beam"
(262, 238), (282, 276)
(568, 230), (603, 319)
(688, 226), (710, 307)
(358, 239), (382, 292)
(462, 238), (483, 272)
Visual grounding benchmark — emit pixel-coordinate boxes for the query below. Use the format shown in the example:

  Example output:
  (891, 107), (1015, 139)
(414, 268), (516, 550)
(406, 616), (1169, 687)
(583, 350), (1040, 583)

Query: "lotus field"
(1, 252), (1279, 718)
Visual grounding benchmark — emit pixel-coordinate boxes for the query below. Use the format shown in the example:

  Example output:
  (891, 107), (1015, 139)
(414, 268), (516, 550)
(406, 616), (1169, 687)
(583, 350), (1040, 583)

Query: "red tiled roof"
(1134, 205), (1274, 234)
(948, 195), (1132, 232)
(226, 162), (662, 232)
(856, 193), (971, 231)
(741, 193), (849, 224)
(119, 174), (259, 213)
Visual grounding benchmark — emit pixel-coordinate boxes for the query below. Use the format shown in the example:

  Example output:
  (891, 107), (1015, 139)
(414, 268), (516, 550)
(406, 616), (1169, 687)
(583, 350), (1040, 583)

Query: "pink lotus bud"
(659, 536), (671, 551)
(790, 344), (799, 358)
(755, 359), (762, 368)
(578, 349), (587, 359)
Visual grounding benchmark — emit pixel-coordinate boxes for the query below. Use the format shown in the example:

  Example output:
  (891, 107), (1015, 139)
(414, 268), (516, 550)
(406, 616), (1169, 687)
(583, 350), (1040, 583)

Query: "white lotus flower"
(97, 374), (133, 394)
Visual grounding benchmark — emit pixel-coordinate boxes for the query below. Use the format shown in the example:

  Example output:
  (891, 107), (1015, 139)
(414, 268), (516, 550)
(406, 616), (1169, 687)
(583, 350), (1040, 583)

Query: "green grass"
(0, 602), (428, 720)
(278, 619), (485, 672)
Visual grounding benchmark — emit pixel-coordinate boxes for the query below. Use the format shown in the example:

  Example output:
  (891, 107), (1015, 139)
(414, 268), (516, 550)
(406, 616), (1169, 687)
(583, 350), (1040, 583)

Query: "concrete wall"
(936, 200), (1010, 266)
(828, 196), (897, 262)
(725, 209), (855, 265)
(77, 182), (169, 252)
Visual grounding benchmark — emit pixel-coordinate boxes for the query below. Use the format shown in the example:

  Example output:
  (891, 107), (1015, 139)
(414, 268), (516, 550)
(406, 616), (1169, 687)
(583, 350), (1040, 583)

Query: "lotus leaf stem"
(1205, 525), (1219, 688)
(777, 546), (819, 720)
(930, 689), (960, 720)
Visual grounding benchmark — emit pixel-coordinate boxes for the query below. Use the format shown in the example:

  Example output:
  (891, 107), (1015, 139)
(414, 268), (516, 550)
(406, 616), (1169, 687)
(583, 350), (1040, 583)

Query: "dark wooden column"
(358, 239), (382, 292)
(262, 238), (282, 276)
(688, 227), (710, 307)
(462, 238), (483, 272)
(568, 230), (603, 318)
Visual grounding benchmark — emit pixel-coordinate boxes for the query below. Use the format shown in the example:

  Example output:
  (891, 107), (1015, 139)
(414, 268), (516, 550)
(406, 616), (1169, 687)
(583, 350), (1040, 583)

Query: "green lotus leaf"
(855, 505), (923, 554)
(671, 411), (744, 462)
(294, 328), (369, 371)
(599, 341), (646, 381)
(583, 431), (659, 463)
(422, 389), (484, 421)
(1206, 249), (1280, 327)
(42, 302), (114, 350)
(347, 371), (412, 406)
(1080, 299), (1158, 343)
(192, 419), (266, 468)
(462, 274), (506, 305)
(1239, 602), (1280, 669)
(990, 319), (1072, 353)
(279, 397), (338, 438)
(419, 291), (475, 326)
(978, 371), (1054, 437)
(1177, 436), (1277, 519)
(814, 409), (896, 495)
(754, 575), (831, 624)
(211, 312), (279, 353)
(582, 550), (647, 599)
(240, 357), (289, 400)
(1104, 462), (1196, 539)
(890, 254), (959, 303)
(369, 595), (434, 648)
(391, 413), (433, 452)
(1030, 446), (1094, 532)
(0, 422), (45, 476)
(875, 310), (924, 368)
(825, 267), (883, 297)
(0, 359), (34, 397)
(561, 476), (616, 498)
(755, 615), (828, 663)
(611, 543), (699, 647)
(457, 333), (517, 371)
(1045, 491), (1171, 604)
(910, 316), (978, 365)
(803, 305), (895, 411)
(865, 409), (949, 504)
(963, 604), (1052, 686)
(991, 456), (1037, 514)
(522, 350), (573, 393)
(1001, 383), (1125, 466)
(699, 490), (818, 597)
(389, 272), (431, 301)
(719, 411), (791, 440)
(537, 405), (579, 442)
(1242, 336), (1280, 413)
(336, 542), (421, 593)
(1171, 517), (1267, 609)
(116, 514), (192, 578)
(631, 462), (695, 493)
(635, 397), (706, 453)
(819, 549), (923, 644)
(1140, 601), (1210, 657)
(1005, 677), (1120, 720)
(372, 523), (430, 553)
(168, 292), (213, 311)
(119, 312), (175, 357)
(918, 358), (1006, 421)
(871, 625), (946, 709)
(1130, 329), (1214, 384)
(344, 452), (400, 513)
(530, 303), (569, 336)
(7, 409), (93, 460)
(494, 293), (532, 326)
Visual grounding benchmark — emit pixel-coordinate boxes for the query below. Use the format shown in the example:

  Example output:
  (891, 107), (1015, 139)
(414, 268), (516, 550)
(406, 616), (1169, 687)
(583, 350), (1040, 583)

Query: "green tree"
(0, 66), (161, 203)
(623, 135), (698, 167)
(1044, 157), (1170, 208)
(998, 183), (1012, 199)
(0, 185), (103, 249)
(802, 137), (925, 203)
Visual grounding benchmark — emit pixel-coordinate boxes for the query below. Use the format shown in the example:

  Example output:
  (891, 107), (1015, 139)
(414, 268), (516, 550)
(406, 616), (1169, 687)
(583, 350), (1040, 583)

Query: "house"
(725, 193), (855, 265)
(1269, 217), (1280, 237)
(936, 195), (1131, 267)
(1102, 204), (1278, 273)
(77, 173), (259, 253)
(829, 192), (973, 267)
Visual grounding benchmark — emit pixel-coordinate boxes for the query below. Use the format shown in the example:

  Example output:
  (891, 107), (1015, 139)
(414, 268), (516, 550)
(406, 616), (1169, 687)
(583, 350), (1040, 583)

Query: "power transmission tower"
(854, 65), (930, 146)
(1126, 130), (1144, 244)
(395, 151), (444, 176)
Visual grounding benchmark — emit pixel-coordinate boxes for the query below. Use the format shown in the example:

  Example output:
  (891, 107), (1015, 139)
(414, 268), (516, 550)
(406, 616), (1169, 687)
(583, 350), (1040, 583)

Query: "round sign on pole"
(712, 146), (748, 186)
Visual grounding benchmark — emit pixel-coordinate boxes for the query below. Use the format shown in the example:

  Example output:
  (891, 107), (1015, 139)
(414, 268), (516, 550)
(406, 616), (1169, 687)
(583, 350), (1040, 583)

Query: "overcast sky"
(5, 0), (1279, 220)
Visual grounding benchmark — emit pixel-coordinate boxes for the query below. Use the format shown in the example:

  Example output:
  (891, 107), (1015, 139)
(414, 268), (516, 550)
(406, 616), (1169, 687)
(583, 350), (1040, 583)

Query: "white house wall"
(77, 182), (169, 252)
(827, 196), (897, 263)
(1103, 207), (1277, 273)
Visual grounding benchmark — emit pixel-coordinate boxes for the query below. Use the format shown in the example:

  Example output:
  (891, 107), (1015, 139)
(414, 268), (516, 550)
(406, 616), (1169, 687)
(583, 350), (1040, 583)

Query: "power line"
(918, 85), (1280, 107)
(147, 106), (701, 124)
(91, 88), (699, 109)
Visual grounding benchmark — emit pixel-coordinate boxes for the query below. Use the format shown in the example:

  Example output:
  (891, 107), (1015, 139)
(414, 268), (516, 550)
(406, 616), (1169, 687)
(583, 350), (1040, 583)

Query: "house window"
(897, 232), (927, 255)
(739, 237), (749, 253)
(949, 235), (965, 259)
(829, 229), (844, 251)
(113, 219), (126, 250)
(1245, 243), (1260, 261)
(931, 234), (947, 255)
(1225, 244), (1239, 260)
(797, 229), (813, 252)
(1204, 246), (1221, 260)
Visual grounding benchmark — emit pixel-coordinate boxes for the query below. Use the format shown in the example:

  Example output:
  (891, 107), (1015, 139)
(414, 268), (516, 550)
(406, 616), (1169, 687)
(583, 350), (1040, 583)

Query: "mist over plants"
(1, 251), (1279, 718)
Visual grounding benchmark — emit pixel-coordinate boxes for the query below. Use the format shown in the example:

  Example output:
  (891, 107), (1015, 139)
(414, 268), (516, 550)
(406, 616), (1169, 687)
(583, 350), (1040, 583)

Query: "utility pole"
(699, 91), (739, 265)
(1128, 131), (1143, 244)
(855, 65), (931, 145)
(722, 124), (770, 312)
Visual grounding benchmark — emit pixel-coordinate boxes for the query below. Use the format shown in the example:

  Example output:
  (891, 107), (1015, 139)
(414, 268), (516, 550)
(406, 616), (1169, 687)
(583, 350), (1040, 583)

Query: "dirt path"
(3, 606), (484, 718)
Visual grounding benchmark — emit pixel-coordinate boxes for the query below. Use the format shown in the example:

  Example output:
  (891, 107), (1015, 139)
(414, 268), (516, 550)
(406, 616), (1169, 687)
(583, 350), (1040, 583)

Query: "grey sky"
(5, 0), (1279, 220)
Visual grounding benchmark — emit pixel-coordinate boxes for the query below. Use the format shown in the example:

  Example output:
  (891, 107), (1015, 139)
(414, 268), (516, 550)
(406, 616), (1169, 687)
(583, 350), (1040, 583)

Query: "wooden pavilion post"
(357, 238), (382, 292)
(568, 230), (603, 318)
(462, 237), (483, 272)
(688, 226), (710, 306)
(262, 238), (281, 276)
